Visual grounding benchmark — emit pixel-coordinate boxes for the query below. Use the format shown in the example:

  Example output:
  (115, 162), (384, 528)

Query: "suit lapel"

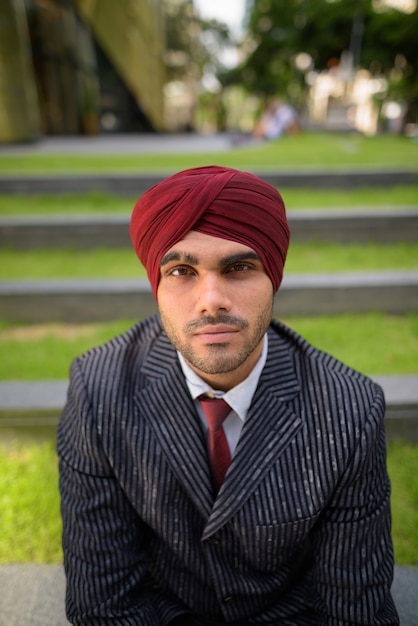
(134, 324), (304, 531)
(134, 333), (214, 517)
(203, 328), (303, 537)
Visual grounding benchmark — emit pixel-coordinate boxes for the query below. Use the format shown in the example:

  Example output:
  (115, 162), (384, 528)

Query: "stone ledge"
(1, 272), (417, 322)
(1, 376), (417, 442)
(0, 564), (415, 625)
(1, 207), (418, 248)
(1, 168), (417, 195)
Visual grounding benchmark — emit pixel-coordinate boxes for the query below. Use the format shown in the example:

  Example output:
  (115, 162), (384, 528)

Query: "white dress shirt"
(178, 334), (268, 456)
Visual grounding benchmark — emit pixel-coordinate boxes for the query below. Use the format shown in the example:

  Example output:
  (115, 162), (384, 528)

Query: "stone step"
(1, 376), (417, 442)
(0, 564), (416, 626)
(0, 272), (417, 323)
(1, 168), (417, 195)
(1, 208), (418, 249)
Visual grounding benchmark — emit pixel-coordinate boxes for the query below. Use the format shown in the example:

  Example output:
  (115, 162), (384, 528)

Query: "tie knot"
(199, 396), (231, 431)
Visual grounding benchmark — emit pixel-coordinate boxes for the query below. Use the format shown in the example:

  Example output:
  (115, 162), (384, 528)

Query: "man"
(58, 165), (399, 625)
(253, 99), (299, 140)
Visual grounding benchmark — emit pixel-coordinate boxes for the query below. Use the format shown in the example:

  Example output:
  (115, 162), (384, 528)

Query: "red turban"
(130, 165), (290, 299)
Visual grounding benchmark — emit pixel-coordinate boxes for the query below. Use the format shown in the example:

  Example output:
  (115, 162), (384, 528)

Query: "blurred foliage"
(163, 0), (234, 130)
(225, 0), (418, 123)
(164, 0), (231, 86)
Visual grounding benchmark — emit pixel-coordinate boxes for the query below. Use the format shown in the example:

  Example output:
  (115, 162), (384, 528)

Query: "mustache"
(185, 314), (248, 333)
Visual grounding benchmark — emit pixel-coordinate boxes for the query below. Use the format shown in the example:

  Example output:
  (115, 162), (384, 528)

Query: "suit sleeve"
(310, 384), (399, 625)
(57, 358), (160, 625)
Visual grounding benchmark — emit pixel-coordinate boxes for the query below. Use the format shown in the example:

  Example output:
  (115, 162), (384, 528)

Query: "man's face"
(157, 230), (274, 391)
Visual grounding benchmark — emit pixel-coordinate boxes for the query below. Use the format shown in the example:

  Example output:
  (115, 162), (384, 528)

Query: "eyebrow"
(160, 251), (198, 267)
(219, 251), (261, 266)
(160, 250), (261, 267)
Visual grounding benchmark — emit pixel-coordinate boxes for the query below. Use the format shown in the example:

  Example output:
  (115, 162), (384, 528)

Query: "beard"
(160, 305), (272, 376)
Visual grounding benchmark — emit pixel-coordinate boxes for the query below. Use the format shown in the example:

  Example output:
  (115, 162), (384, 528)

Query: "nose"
(195, 273), (231, 316)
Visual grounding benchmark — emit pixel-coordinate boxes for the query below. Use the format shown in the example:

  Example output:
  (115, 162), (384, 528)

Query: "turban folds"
(130, 165), (290, 299)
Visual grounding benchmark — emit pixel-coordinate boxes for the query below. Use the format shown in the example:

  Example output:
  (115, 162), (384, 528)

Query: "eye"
(167, 266), (194, 277)
(228, 263), (253, 273)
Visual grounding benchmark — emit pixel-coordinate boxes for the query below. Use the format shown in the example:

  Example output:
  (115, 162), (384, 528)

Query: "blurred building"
(0, 0), (166, 142)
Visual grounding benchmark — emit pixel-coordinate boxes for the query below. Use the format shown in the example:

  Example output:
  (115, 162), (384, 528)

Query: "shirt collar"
(178, 334), (268, 422)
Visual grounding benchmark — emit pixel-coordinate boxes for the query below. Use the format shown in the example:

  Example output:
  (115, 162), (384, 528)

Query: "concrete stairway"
(1, 137), (417, 626)
(1, 208), (417, 321)
(0, 164), (417, 437)
(1, 208), (418, 248)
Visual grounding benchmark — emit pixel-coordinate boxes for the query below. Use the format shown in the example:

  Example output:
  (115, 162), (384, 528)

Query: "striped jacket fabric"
(58, 315), (399, 625)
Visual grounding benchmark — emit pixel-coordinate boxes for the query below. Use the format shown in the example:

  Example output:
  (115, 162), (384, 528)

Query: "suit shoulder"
(269, 319), (383, 401)
(269, 321), (386, 443)
(71, 314), (163, 380)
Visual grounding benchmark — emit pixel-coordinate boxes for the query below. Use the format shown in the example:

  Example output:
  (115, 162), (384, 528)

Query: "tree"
(163, 0), (232, 130)
(227, 0), (418, 125)
(361, 2), (418, 124)
(164, 0), (230, 84)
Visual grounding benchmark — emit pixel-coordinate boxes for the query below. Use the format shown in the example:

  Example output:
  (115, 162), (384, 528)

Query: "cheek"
(244, 275), (274, 303)
(157, 285), (189, 321)
(250, 281), (274, 319)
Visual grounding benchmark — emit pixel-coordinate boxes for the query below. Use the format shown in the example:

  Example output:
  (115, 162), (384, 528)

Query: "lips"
(195, 324), (238, 335)
(193, 324), (239, 342)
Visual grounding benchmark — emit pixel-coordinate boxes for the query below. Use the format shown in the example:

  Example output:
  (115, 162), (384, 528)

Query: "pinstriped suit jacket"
(58, 315), (399, 625)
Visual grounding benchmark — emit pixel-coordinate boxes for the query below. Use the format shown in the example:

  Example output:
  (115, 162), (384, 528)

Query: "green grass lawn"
(1, 131), (416, 565)
(0, 186), (417, 217)
(0, 438), (416, 565)
(0, 132), (417, 174)
(1, 242), (417, 280)
(0, 313), (417, 381)
(0, 441), (62, 563)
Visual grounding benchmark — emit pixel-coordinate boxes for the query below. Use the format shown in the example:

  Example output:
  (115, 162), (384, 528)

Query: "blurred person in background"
(253, 98), (300, 140)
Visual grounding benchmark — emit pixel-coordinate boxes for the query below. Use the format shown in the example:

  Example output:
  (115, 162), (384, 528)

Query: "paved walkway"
(1, 133), (417, 194)
(0, 132), (235, 155)
(0, 564), (416, 625)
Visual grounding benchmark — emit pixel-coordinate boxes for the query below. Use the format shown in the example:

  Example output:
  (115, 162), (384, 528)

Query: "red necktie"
(199, 396), (232, 490)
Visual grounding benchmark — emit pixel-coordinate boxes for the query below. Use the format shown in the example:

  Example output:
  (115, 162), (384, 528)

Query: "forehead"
(163, 230), (257, 259)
